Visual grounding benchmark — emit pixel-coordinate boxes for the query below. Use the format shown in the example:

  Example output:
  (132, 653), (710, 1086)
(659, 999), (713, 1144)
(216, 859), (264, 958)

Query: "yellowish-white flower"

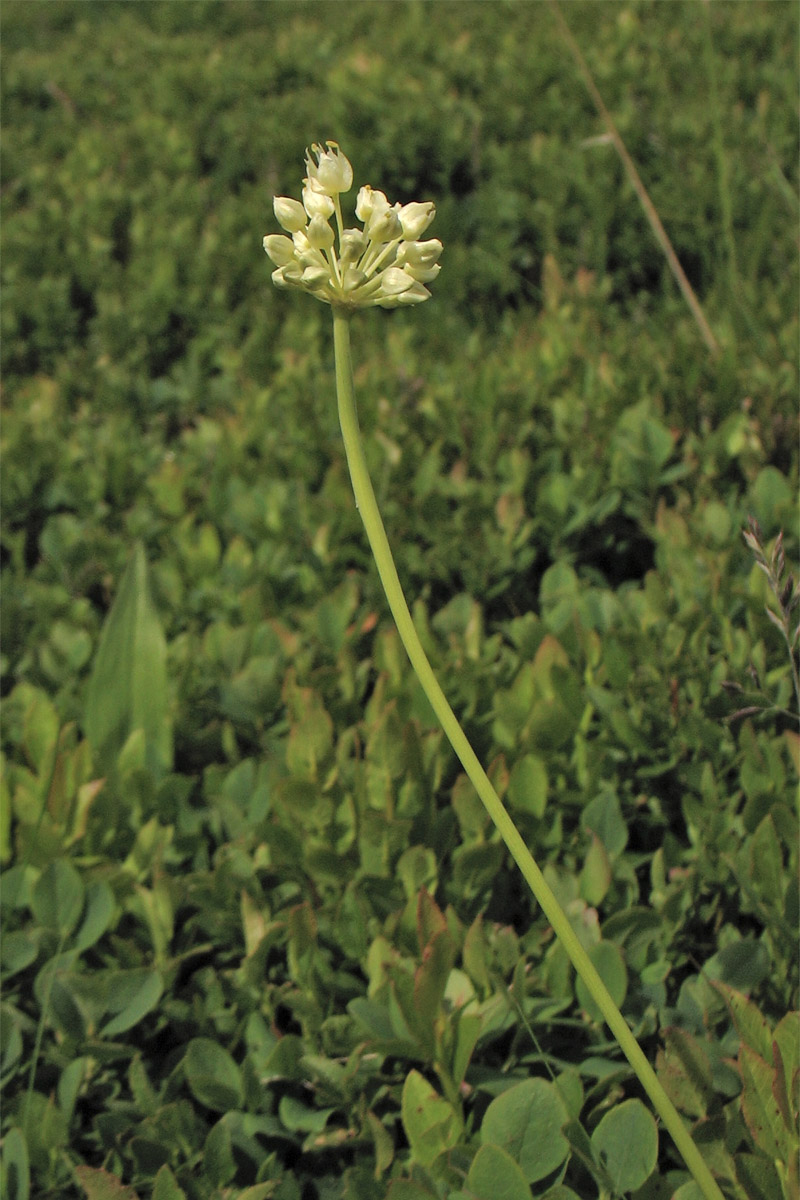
(273, 197), (307, 232)
(305, 141), (353, 196)
(263, 142), (441, 310)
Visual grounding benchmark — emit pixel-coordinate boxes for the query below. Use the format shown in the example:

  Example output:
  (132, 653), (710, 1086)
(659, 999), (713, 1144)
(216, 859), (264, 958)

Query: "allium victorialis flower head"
(263, 142), (441, 310)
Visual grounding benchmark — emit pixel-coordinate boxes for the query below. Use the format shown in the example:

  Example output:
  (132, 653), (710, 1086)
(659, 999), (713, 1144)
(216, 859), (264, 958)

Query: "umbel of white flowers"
(264, 142), (442, 310)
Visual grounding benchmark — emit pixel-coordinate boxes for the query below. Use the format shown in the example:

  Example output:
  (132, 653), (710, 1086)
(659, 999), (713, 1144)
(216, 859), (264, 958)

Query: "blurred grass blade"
(84, 542), (172, 778)
(549, 0), (719, 356)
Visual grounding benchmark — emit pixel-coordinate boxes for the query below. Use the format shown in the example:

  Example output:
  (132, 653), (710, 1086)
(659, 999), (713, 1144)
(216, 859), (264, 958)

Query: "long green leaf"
(84, 542), (172, 778)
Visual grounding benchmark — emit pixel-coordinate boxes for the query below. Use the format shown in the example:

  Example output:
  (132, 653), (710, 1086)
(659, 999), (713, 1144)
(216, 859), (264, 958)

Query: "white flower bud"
(305, 141), (353, 196)
(272, 262), (303, 287)
(263, 234), (297, 267)
(396, 238), (443, 268)
(403, 262), (441, 284)
(297, 250), (325, 272)
(340, 228), (367, 263)
(355, 185), (390, 224)
(392, 281), (431, 305)
(398, 201), (435, 239)
(273, 196), (307, 233)
(343, 267), (368, 292)
(302, 185), (335, 220)
(377, 266), (415, 296)
(306, 215), (335, 251)
(292, 229), (313, 254)
(366, 208), (402, 244)
(301, 265), (331, 289)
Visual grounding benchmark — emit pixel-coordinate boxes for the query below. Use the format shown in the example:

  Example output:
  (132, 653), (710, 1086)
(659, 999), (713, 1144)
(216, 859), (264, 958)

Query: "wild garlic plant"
(264, 142), (725, 1200)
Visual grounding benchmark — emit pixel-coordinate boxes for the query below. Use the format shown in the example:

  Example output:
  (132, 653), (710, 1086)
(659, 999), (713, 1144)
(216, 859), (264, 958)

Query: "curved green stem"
(332, 308), (724, 1200)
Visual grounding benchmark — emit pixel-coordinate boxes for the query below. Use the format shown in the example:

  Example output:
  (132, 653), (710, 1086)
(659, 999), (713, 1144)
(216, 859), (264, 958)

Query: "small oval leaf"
(591, 1099), (658, 1192)
(184, 1038), (243, 1112)
(467, 1143), (533, 1200)
(482, 1077), (569, 1183)
(32, 860), (84, 935)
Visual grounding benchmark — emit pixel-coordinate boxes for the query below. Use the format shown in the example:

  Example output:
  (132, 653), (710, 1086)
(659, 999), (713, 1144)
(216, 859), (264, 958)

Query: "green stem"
(332, 308), (725, 1200)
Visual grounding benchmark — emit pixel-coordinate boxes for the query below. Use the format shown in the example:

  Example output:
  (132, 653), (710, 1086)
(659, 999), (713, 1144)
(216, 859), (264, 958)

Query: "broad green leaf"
(413, 929), (457, 1054)
(481, 1077), (569, 1183)
(31, 859), (84, 935)
(74, 1166), (140, 1200)
(657, 1027), (715, 1119)
(73, 881), (114, 951)
(718, 983), (773, 1061)
(21, 687), (60, 780)
(401, 1069), (461, 1166)
(278, 1095), (335, 1134)
(581, 791), (627, 858)
(389, 974), (422, 1046)
(19, 1090), (69, 1158)
(1, 930), (41, 977)
(591, 1099), (658, 1192)
(204, 1120), (237, 1188)
(1, 1005), (24, 1086)
(771, 1039), (796, 1138)
(703, 938), (770, 991)
(507, 754), (548, 818)
(466, 1143), (532, 1200)
(49, 973), (90, 1040)
(386, 1183), (438, 1199)
(253, 1032), (303, 1080)
(574, 941), (627, 1024)
(451, 1010), (482, 1087)
(452, 773), (491, 842)
(553, 1070), (583, 1120)
(285, 685), (333, 781)
(609, 401), (674, 490)
(773, 1012), (800, 1126)
(734, 1153), (784, 1200)
(129, 1056), (159, 1117)
(152, 1166), (186, 1200)
(748, 815), (784, 907)
(740, 1044), (785, 1160)
(2, 1126), (29, 1200)
(579, 834), (611, 905)
(348, 997), (396, 1043)
(366, 1110), (395, 1176)
(702, 500), (732, 545)
(750, 465), (792, 530)
(525, 638), (582, 751)
(100, 968), (163, 1037)
(416, 886), (448, 954)
(397, 846), (438, 903)
(84, 541), (172, 779)
(463, 914), (491, 995)
(286, 900), (317, 975)
(184, 1038), (243, 1112)
(493, 662), (536, 746)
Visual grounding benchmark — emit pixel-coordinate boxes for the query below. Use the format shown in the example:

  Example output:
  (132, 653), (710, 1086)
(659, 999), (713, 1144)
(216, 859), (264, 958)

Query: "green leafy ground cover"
(1, 2), (798, 1198)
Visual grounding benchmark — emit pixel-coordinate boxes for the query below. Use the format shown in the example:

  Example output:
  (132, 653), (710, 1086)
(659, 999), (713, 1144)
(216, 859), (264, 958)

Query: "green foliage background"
(1, 3), (797, 1199)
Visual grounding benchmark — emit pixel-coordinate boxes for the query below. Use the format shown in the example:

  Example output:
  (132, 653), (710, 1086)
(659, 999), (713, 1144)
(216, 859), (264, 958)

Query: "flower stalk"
(333, 309), (723, 1200)
(267, 143), (726, 1200)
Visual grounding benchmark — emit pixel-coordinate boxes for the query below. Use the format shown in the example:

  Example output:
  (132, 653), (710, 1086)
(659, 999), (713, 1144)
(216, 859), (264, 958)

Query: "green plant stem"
(332, 308), (725, 1200)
